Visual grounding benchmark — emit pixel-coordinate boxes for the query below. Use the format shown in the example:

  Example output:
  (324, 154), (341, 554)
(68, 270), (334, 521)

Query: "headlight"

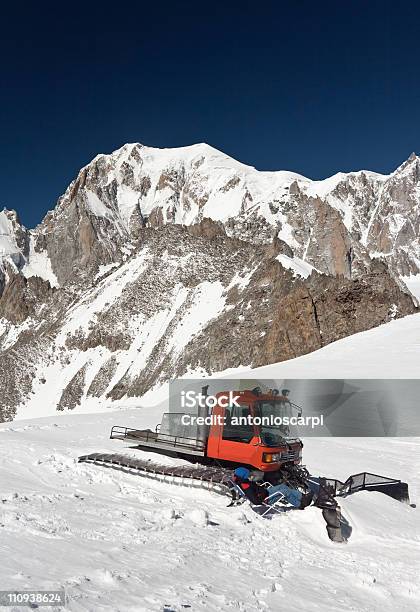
(263, 452), (281, 463)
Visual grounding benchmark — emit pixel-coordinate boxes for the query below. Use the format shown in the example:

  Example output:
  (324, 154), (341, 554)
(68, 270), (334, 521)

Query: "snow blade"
(324, 472), (410, 505)
(322, 508), (352, 543)
(361, 480), (410, 504)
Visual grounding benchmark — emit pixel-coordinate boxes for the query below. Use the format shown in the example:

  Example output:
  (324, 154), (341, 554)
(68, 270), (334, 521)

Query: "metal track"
(78, 452), (234, 497)
(78, 453), (410, 506)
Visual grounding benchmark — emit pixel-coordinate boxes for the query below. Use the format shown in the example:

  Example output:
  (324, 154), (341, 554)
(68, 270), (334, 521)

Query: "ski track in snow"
(0, 408), (419, 612)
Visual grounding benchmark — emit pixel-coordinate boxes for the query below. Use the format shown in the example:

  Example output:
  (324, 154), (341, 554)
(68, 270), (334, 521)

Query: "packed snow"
(0, 409), (418, 612)
(165, 281), (228, 356)
(21, 236), (59, 288)
(402, 274), (420, 300)
(0, 210), (19, 258)
(276, 254), (317, 278)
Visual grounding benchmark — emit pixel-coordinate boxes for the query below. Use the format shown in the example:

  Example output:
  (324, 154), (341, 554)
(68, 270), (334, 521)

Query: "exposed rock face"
(87, 356), (118, 397)
(0, 329), (47, 422)
(0, 143), (419, 421)
(0, 267), (54, 324)
(301, 197), (364, 277)
(365, 155), (420, 275)
(0, 223), (416, 421)
(57, 363), (89, 411)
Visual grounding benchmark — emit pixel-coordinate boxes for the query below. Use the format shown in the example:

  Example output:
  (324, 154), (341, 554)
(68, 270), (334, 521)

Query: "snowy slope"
(0, 209), (57, 285)
(0, 210), (19, 257)
(12, 311), (420, 421)
(21, 236), (59, 287)
(276, 253), (317, 278)
(80, 142), (311, 226)
(140, 312), (420, 412)
(0, 209), (25, 271)
(233, 312), (420, 379)
(0, 409), (418, 612)
(12, 235), (251, 421)
(402, 274), (420, 300)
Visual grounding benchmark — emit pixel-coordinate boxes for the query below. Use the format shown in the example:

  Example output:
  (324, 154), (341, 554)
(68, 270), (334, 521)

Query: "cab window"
(222, 405), (254, 443)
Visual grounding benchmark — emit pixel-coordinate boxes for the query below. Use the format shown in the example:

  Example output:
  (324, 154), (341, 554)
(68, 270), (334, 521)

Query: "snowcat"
(79, 386), (412, 543)
(109, 387), (304, 472)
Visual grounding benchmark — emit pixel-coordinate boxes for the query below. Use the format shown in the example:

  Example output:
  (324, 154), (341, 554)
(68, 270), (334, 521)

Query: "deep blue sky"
(1, 0), (419, 227)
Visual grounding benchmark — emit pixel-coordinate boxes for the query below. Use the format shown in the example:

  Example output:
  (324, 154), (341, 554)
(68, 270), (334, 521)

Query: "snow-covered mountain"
(23, 142), (420, 280)
(0, 143), (419, 421)
(3, 143), (420, 283)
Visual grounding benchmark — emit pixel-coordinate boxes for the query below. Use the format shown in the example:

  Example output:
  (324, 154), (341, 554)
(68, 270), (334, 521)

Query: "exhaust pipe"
(197, 385), (210, 448)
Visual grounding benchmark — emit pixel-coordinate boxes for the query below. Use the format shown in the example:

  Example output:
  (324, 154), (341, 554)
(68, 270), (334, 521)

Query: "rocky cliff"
(0, 143), (419, 420)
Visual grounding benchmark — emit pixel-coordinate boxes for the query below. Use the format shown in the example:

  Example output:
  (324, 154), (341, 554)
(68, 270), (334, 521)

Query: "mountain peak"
(0, 209), (27, 262)
(1, 208), (23, 224)
(392, 152), (419, 177)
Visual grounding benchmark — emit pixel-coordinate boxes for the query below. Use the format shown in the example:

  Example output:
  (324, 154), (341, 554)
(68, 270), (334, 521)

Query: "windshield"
(256, 400), (298, 446)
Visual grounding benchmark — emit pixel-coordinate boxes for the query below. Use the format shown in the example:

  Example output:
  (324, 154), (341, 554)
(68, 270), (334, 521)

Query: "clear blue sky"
(1, 0), (419, 227)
